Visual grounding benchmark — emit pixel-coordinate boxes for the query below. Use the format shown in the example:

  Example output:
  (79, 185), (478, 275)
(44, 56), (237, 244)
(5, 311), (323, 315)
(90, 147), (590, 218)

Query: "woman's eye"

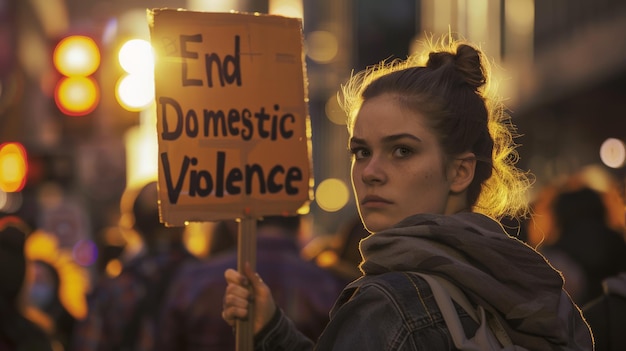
(393, 146), (412, 158)
(350, 148), (370, 160)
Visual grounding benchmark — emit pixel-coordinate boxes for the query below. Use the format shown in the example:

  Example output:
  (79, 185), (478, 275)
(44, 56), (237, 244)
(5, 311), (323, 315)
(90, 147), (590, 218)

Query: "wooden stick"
(236, 217), (257, 351)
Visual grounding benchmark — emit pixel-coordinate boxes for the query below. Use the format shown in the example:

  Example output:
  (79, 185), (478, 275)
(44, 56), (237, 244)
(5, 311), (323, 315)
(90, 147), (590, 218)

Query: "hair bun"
(453, 44), (486, 89)
(426, 51), (455, 69)
(426, 44), (486, 90)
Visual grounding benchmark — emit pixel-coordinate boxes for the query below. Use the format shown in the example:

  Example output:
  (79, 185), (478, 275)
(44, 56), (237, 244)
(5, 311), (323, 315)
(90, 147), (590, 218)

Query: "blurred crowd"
(2, 164), (626, 350)
(0, 180), (364, 350)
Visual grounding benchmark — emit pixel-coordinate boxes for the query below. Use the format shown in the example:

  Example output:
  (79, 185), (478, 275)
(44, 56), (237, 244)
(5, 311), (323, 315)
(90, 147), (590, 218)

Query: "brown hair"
(340, 36), (532, 220)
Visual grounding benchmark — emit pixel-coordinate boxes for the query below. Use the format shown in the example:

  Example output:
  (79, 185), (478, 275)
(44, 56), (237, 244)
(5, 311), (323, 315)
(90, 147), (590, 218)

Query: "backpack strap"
(425, 274), (479, 323)
(430, 274), (514, 348)
(408, 272), (515, 350)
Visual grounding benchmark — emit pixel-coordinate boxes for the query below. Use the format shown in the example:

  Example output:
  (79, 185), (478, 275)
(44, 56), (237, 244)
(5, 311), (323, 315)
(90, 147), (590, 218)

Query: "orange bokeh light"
(53, 35), (101, 77)
(0, 142), (28, 192)
(54, 76), (100, 116)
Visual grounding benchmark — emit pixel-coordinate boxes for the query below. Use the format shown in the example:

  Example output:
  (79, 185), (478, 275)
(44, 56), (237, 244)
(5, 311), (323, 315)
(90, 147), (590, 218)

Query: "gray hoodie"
(359, 212), (593, 350)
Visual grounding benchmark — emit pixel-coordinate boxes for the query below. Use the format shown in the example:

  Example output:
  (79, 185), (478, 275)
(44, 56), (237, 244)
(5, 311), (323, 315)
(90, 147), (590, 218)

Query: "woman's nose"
(360, 156), (386, 185)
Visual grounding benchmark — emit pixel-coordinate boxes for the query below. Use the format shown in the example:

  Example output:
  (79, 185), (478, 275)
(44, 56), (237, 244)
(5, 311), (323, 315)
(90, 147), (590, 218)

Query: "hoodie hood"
(359, 212), (593, 350)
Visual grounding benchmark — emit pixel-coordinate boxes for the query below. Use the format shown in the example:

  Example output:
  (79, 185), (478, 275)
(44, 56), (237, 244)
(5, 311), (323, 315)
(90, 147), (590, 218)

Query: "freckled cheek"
(421, 165), (443, 182)
(408, 165), (433, 181)
(409, 169), (441, 194)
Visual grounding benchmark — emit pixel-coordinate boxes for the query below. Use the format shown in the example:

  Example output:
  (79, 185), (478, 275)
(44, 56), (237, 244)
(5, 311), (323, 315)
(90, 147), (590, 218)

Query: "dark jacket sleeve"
(254, 308), (315, 351)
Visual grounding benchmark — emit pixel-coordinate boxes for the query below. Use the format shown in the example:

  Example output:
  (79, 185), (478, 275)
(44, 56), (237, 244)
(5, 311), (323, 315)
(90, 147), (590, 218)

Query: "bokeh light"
(118, 39), (154, 74)
(305, 31), (339, 64)
(124, 109), (158, 188)
(269, 0), (303, 18)
(24, 230), (58, 262)
(315, 178), (350, 212)
(54, 76), (100, 116)
(0, 142), (28, 192)
(187, 0), (240, 11)
(116, 39), (155, 111)
(115, 73), (155, 111)
(599, 138), (626, 169)
(0, 190), (22, 213)
(183, 222), (211, 258)
(506, 0), (535, 36)
(51, 35), (101, 116)
(0, 190), (6, 210)
(315, 249), (339, 268)
(53, 35), (100, 77)
(72, 239), (98, 266)
(105, 258), (123, 278)
(325, 93), (345, 125)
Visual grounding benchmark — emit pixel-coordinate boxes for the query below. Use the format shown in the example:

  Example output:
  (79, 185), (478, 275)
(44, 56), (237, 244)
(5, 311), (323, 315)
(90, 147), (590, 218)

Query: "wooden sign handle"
(236, 217), (257, 351)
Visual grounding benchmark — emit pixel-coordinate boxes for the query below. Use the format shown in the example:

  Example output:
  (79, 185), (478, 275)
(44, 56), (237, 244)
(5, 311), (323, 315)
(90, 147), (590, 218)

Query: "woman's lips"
(360, 195), (393, 207)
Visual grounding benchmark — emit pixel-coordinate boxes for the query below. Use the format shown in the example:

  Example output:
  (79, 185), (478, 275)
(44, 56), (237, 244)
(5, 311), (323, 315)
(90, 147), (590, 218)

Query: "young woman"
(221, 38), (594, 350)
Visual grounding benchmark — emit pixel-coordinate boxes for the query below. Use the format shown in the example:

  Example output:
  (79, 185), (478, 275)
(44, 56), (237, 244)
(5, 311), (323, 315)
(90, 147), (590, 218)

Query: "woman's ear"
(449, 152), (476, 193)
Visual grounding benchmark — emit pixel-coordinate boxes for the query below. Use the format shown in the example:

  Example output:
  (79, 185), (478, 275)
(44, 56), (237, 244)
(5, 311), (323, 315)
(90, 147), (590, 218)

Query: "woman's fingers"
(222, 268), (252, 325)
(225, 267), (249, 286)
(222, 264), (277, 334)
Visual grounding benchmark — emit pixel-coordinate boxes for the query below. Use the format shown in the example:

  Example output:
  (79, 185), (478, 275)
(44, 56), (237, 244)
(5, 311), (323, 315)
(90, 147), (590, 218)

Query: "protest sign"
(148, 9), (312, 226)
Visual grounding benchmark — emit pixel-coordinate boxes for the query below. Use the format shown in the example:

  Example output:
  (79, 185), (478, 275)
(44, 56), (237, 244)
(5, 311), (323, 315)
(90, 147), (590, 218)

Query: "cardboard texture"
(148, 9), (312, 225)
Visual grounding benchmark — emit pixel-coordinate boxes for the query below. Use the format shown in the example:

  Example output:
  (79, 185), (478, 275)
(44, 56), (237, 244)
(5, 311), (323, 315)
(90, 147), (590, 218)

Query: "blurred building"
(2, 0), (626, 271)
(514, 1), (626, 195)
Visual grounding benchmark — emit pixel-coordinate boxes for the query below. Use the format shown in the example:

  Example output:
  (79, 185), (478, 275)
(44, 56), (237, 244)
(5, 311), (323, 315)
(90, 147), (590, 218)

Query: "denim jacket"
(255, 271), (477, 350)
(320, 271), (479, 350)
(254, 213), (593, 350)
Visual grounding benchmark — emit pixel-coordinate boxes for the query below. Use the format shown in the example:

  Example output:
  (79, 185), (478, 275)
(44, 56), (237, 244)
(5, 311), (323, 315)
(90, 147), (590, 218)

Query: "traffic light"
(115, 38), (155, 112)
(0, 142), (28, 192)
(52, 35), (101, 116)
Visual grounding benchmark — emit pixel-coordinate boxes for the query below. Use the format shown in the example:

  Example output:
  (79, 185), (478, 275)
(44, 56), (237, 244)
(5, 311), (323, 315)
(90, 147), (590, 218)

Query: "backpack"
(406, 272), (528, 351)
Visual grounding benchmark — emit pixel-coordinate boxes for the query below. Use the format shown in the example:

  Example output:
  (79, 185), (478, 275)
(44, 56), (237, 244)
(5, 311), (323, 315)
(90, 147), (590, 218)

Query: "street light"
(52, 35), (101, 116)
(115, 39), (155, 111)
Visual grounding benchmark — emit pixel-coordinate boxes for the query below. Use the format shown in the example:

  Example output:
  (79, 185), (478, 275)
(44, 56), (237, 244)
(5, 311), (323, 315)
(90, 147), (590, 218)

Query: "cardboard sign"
(148, 9), (312, 225)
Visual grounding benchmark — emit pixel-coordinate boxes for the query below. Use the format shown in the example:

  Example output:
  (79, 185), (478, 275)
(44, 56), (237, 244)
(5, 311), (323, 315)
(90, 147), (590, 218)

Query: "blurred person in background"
(71, 181), (198, 351)
(20, 226), (90, 351)
(0, 216), (54, 351)
(539, 186), (626, 306)
(526, 166), (626, 306)
(156, 214), (345, 351)
(581, 173), (626, 351)
(205, 219), (238, 258)
(26, 260), (77, 351)
(583, 271), (626, 351)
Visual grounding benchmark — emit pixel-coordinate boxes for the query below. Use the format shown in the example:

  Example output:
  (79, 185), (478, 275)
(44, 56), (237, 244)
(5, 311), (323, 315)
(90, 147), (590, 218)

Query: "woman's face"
(350, 94), (455, 233)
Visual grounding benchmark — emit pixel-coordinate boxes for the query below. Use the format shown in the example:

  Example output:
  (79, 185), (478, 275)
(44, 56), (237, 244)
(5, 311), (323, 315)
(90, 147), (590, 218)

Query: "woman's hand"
(222, 263), (277, 334)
